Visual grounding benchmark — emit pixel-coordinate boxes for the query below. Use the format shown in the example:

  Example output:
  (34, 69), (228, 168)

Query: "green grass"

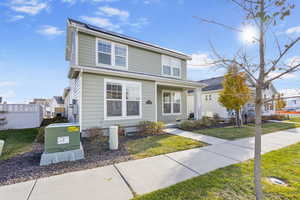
(126, 134), (206, 159)
(286, 117), (300, 123)
(133, 142), (300, 200)
(194, 122), (300, 140)
(0, 128), (38, 160)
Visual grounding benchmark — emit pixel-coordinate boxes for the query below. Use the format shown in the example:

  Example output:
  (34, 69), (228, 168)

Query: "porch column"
(194, 87), (202, 120)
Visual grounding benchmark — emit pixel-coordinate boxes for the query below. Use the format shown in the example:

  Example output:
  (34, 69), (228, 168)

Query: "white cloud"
(143, 0), (160, 4)
(80, 16), (122, 32)
(0, 81), (17, 87)
(37, 25), (64, 36)
(8, 15), (25, 22)
(0, 90), (16, 99)
(286, 26), (300, 35)
(97, 6), (129, 21)
(127, 17), (148, 31)
(287, 56), (300, 67)
(9, 0), (49, 15)
(268, 71), (297, 80)
(187, 53), (216, 69)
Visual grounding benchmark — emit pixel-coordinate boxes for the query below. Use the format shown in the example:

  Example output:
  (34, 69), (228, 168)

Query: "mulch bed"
(0, 134), (148, 186)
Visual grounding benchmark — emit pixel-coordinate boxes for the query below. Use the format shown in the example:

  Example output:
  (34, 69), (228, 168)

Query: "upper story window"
(97, 39), (128, 68)
(162, 55), (181, 78)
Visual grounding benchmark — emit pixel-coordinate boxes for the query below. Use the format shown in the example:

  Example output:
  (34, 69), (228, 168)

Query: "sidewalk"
(1, 127), (300, 200)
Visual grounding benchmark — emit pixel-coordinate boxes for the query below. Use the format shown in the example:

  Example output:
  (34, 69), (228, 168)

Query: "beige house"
(188, 76), (277, 119)
(65, 19), (205, 132)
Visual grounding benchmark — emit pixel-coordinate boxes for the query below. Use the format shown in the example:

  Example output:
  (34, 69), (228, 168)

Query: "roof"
(53, 96), (64, 104)
(69, 65), (206, 88)
(198, 76), (224, 91)
(67, 18), (191, 60)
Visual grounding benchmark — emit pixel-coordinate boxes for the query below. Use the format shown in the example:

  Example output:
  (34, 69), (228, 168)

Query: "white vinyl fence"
(0, 104), (43, 130)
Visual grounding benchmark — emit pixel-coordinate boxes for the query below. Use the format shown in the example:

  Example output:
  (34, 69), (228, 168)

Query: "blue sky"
(0, 0), (300, 103)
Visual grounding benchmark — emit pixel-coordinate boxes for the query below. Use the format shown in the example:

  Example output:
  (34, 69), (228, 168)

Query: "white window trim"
(161, 55), (181, 78)
(104, 78), (142, 120)
(96, 38), (128, 70)
(162, 90), (182, 116)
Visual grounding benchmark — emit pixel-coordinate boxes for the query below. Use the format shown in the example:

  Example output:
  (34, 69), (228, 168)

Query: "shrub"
(213, 113), (222, 122)
(35, 127), (45, 143)
(85, 128), (104, 138)
(179, 120), (196, 131)
(194, 120), (204, 129)
(41, 116), (68, 127)
(139, 121), (165, 135)
(262, 114), (289, 121)
(201, 116), (215, 127)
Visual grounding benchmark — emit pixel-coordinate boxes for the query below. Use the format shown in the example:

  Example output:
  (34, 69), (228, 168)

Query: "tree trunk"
(255, 0), (265, 199)
(254, 87), (263, 200)
(235, 109), (240, 127)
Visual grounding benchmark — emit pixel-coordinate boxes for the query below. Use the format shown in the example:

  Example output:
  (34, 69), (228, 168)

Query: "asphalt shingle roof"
(54, 96), (64, 104)
(198, 76), (224, 91)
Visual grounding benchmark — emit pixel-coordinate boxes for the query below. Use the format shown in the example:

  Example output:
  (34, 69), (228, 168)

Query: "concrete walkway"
(1, 128), (300, 200)
(164, 128), (228, 144)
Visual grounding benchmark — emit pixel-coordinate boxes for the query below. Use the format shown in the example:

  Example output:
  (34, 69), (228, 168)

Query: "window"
(106, 83), (122, 117)
(105, 79), (141, 119)
(98, 40), (112, 65)
(96, 39), (128, 68)
(163, 65), (171, 75)
(162, 91), (181, 115)
(115, 45), (127, 67)
(126, 84), (140, 116)
(162, 55), (181, 78)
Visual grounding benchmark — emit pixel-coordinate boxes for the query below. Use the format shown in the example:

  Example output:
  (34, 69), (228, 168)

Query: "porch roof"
(69, 65), (207, 88)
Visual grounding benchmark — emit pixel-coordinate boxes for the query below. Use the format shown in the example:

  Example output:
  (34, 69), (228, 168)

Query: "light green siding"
(78, 32), (95, 67)
(81, 73), (156, 130)
(77, 32), (187, 80)
(128, 46), (162, 75)
(157, 86), (188, 123)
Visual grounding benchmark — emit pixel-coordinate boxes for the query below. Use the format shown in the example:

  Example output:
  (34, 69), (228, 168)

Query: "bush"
(262, 114), (289, 121)
(41, 116), (68, 127)
(213, 113), (222, 122)
(35, 127), (45, 143)
(138, 121), (165, 135)
(201, 116), (216, 127)
(85, 128), (104, 138)
(179, 120), (196, 131)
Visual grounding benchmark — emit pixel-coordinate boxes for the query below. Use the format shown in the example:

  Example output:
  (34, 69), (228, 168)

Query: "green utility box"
(44, 123), (80, 153)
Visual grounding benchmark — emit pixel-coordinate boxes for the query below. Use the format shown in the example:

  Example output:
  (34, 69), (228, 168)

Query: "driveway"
(1, 127), (300, 200)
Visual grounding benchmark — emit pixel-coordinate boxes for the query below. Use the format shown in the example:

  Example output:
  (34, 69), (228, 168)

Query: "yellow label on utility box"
(68, 126), (79, 132)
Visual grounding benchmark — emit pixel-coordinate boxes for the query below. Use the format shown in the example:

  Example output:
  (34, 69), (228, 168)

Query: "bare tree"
(195, 0), (300, 199)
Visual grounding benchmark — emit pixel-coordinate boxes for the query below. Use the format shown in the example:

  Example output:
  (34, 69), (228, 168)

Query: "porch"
(155, 81), (203, 124)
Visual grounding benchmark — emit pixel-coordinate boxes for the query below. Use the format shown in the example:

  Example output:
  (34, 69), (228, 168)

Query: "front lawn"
(194, 122), (300, 140)
(286, 117), (300, 123)
(0, 128), (38, 160)
(126, 134), (206, 159)
(133, 142), (300, 200)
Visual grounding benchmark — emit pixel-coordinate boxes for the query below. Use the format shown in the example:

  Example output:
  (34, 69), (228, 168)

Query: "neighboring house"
(30, 98), (52, 118)
(283, 96), (300, 111)
(63, 87), (79, 122)
(188, 76), (277, 119)
(65, 19), (205, 132)
(0, 104), (43, 130)
(50, 96), (65, 117)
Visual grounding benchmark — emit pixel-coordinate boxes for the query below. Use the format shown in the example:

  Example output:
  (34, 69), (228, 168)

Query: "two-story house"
(65, 19), (205, 132)
(187, 76), (277, 119)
